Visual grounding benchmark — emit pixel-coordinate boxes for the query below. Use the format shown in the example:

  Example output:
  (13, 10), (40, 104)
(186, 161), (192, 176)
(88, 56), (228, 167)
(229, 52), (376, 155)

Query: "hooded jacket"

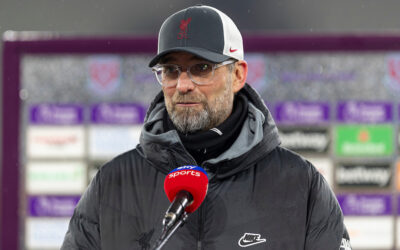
(62, 84), (351, 250)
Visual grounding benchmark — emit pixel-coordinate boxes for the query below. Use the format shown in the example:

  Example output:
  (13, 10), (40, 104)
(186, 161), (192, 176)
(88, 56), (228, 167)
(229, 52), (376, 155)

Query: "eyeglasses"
(151, 60), (236, 87)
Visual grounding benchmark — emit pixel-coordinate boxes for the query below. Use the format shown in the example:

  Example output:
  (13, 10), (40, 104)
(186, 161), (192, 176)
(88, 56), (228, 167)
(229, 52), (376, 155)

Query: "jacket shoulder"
(273, 146), (318, 174)
(99, 148), (146, 174)
(265, 146), (326, 194)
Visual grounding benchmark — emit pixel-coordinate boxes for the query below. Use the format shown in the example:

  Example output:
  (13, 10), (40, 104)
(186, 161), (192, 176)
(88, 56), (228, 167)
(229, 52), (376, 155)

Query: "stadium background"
(2, 0), (400, 249)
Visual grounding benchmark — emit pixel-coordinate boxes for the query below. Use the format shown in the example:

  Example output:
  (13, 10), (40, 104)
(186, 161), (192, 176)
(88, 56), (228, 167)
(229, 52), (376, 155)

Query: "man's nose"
(176, 71), (195, 93)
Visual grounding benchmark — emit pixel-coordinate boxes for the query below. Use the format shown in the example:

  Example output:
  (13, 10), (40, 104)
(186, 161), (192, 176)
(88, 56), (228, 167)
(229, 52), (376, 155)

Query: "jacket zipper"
(197, 163), (211, 250)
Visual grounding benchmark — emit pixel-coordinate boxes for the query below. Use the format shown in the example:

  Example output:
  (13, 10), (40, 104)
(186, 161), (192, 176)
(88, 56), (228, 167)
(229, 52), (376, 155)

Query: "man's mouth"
(176, 102), (200, 107)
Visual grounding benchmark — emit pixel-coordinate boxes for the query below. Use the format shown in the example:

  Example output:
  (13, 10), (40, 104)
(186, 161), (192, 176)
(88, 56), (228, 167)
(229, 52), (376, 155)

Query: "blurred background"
(2, 0), (400, 249)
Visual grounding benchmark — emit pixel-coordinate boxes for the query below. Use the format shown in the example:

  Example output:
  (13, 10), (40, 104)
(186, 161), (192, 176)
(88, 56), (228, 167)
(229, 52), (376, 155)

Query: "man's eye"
(163, 66), (178, 74)
(192, 63), (212, 75)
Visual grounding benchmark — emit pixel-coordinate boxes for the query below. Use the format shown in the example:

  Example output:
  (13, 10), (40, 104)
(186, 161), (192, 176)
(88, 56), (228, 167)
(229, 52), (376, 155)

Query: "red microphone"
(163, 166), (208, 228)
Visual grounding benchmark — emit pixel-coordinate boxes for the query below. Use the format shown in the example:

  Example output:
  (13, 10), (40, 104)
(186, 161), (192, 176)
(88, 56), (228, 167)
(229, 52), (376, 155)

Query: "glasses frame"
(152, 59), (236, 87)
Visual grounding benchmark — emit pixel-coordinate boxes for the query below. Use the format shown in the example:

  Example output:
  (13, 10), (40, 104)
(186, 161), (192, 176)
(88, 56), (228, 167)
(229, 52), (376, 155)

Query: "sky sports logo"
(176, 166), (197, 170)
(167, 166), (207, 179)
(168, 170), (201, 179)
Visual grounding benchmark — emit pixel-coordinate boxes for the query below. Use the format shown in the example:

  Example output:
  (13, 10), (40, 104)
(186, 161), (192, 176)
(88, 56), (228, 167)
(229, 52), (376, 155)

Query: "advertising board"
(26, 161), (87, 194)
(28, 195), (80, 217)
(273, 101), (330, 125)
(26, 218), (70, 249)
(336, 101), (393, 123)
(344, 217), (393, 249)
(334, 125), (394, 157)
(336, 163), (392, 188)
(279, 128), (329, 153)
(89, 126), (142, 159)
(27, 126), (85, 159)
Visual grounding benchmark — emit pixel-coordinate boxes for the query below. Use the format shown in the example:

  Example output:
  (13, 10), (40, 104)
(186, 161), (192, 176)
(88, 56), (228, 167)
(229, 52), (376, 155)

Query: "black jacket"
(62, 84), (351, 250)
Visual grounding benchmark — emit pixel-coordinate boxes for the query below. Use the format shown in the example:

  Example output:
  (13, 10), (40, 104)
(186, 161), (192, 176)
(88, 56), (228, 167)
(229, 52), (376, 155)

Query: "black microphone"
(163, 190), (193, 229)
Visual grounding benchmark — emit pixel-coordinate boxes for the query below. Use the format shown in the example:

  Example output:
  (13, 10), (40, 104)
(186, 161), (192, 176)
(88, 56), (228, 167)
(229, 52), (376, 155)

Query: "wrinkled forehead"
(159, 52), (212, 65)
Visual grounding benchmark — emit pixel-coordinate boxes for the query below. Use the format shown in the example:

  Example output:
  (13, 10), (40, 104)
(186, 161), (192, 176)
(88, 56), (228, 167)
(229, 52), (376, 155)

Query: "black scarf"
(163, 94), (248, 164)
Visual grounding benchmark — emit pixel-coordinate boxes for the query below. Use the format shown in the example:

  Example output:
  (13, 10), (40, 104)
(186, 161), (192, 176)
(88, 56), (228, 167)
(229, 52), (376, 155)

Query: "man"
(62, 5), (351, 250)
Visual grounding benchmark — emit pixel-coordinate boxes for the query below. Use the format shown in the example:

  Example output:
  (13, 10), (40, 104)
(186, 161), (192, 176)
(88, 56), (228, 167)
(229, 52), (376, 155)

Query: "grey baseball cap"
(149, 5), (244, 67)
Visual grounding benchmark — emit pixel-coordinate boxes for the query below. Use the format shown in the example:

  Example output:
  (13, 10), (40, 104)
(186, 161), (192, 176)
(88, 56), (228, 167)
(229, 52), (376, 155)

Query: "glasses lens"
(154, 65), (179, 86)
(189, 63), (214, 85)
(162, 65), (179, 80)
(190, 63), (213, 76)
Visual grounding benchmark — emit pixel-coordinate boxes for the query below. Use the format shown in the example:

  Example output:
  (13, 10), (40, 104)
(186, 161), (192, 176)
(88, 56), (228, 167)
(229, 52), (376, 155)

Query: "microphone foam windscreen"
(164, 166), (209, 213)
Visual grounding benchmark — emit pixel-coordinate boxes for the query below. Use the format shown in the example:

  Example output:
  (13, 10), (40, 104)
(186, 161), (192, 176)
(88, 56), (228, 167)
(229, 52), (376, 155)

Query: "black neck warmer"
(163, 94), (248, 164)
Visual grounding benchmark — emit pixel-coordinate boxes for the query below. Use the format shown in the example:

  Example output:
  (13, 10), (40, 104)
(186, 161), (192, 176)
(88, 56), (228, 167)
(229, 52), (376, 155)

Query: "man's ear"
(232, 60), (248, 93)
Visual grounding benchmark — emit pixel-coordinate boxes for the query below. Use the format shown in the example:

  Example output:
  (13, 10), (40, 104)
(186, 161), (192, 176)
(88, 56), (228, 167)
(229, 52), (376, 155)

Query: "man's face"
(161, 52), (236, 134)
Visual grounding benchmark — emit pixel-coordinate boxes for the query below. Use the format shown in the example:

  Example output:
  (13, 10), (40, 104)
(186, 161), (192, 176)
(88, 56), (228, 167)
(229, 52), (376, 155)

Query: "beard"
(165, 80), (234, 134)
